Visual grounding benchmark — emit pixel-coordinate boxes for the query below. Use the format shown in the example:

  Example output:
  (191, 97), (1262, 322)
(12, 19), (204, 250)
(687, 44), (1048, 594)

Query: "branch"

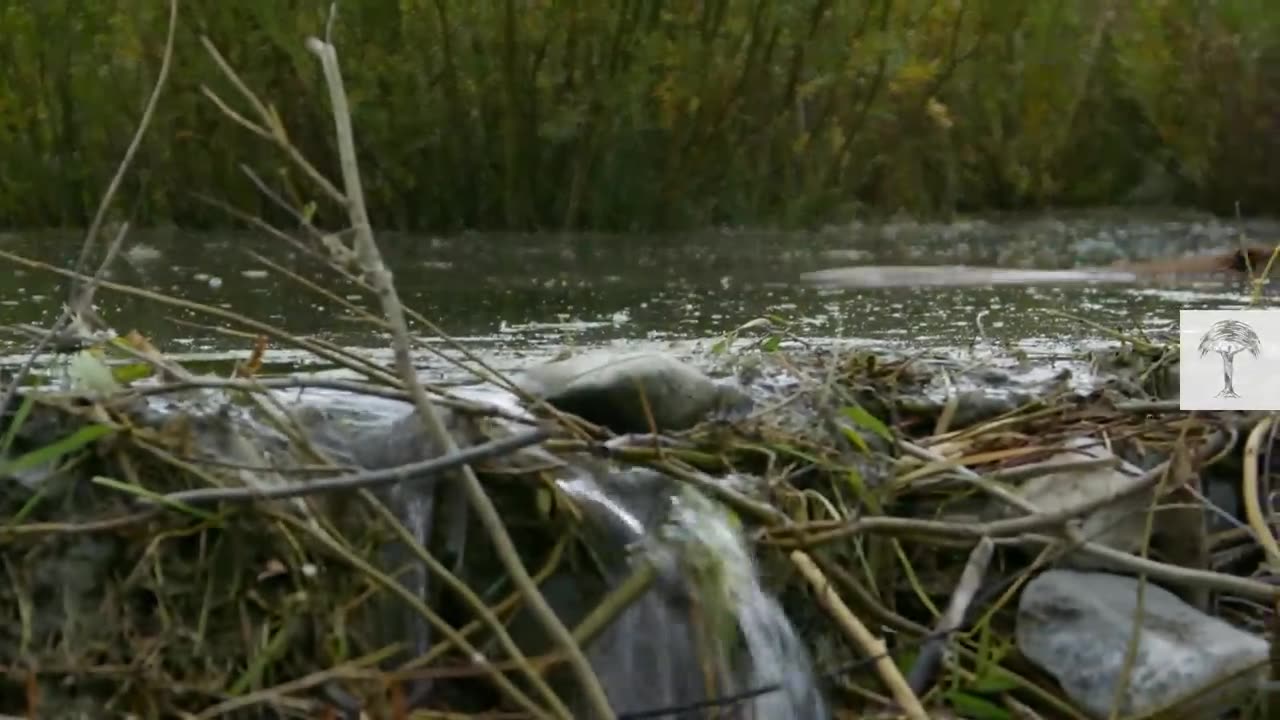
(67, 0), (180, 313)
(0, 0), (179, 419)
(791, 550), (930, 720)
(123, 427), (551, 507)
(302, 30), (613, 720)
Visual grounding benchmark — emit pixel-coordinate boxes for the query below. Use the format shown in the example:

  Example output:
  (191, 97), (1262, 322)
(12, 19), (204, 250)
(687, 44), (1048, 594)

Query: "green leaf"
(0, 423), (113, 476)
(946, 690), (1013, 720)
(839, 425), (870, 453)
(760, 335), (782, 352)
(0, 394), (35, 456)
(92, 475), (216, 521)
(841, 404), (894, 443)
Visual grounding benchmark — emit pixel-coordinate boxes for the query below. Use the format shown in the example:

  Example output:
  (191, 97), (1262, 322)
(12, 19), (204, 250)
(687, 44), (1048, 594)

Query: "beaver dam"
(5, 18), (1280, 720)
(3, 294), (1280, 720)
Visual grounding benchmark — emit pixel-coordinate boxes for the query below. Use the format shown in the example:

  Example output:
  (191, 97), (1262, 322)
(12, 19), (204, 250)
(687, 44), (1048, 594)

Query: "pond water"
(2, 209), (1278, 379)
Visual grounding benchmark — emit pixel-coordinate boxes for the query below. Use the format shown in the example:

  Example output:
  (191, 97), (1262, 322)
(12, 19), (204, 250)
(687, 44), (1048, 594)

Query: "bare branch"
(122, 427), (551, 507)
(200, 36), (348, 205)
(67, 0), (180, 312)
(0, 0), (179, 419)
(304, 32), (606, 720)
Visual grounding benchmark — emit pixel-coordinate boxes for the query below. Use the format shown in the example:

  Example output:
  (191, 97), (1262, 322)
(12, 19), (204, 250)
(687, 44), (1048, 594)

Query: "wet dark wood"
(1110, 246), (1274, 277)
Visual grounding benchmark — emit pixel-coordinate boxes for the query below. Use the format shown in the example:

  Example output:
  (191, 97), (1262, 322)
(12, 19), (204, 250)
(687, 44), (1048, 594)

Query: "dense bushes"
(1, 0), (1277, 232)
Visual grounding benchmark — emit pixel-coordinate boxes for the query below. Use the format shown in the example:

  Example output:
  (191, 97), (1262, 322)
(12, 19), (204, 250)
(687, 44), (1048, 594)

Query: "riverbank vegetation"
(3, 0), (1279, 232)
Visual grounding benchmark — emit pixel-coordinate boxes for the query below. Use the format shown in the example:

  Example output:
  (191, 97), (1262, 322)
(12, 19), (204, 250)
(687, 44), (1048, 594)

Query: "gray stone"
(1016, 570), (1267, 719)
(1006, 437), (1211, 605)
(1011, 437), (1154, 570)
(512, 350), (752, 433)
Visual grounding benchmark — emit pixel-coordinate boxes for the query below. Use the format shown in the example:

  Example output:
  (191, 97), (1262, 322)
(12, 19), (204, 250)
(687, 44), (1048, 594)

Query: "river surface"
(2, 209), (1278, 378)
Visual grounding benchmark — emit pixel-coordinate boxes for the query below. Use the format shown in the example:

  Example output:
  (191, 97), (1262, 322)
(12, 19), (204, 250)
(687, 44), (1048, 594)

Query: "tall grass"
(1, 0), (1278, 232)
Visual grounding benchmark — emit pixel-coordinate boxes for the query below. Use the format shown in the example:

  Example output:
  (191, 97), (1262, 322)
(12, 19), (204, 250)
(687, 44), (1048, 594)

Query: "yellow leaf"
(890, 59), (940, 94)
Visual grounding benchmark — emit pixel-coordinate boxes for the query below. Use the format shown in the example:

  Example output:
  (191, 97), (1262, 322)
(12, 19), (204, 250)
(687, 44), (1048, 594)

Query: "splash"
(560, 469), (827, 719)
(666, 486), (827, 719)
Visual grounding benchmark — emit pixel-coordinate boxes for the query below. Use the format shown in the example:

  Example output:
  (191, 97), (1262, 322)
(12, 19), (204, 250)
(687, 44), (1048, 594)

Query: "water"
(559, 466), (827, 719)
(2, 210), (1278, 379)
(666, 486), (827, 719)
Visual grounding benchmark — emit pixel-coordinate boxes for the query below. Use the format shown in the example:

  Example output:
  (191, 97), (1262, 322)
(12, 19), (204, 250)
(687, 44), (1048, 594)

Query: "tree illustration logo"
(1197, 318), (1261, 398)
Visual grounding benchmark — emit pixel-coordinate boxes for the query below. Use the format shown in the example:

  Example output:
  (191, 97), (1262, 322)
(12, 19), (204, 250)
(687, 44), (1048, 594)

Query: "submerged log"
(801, 245), (1277, 289)
(1109, 245), (1274, 277)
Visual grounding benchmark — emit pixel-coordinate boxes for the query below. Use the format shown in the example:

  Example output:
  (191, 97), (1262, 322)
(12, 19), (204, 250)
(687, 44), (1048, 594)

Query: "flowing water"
(556, 467), (826, 718)
(4, 210), (1279, 718)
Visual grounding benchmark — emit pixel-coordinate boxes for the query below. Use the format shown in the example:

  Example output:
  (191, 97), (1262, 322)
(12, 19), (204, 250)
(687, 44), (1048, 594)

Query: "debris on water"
(123, 242), (163, 266)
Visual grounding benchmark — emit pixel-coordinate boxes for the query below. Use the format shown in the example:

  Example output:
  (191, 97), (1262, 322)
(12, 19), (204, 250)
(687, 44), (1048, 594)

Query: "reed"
(2, 0), (1278, 232)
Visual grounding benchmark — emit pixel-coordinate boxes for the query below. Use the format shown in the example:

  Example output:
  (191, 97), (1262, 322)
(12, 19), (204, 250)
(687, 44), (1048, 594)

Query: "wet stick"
(770, 429), (1237, 547)
(905, 537), (994, 695)
(361, 492), (572, 719)
(268, 512), (552, 720)
(130, 428), (551, 507)
(790, 550), (930, 720)
(302, 22), (612, 720)
(907, 434), (1271, 599)
(1243, 414), (1280, 573)
(198, 177), (597, 441)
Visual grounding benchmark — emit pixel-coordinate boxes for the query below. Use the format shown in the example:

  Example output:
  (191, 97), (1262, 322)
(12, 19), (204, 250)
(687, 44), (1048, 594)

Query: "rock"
(1003, 436), (1212, 606)
(512, 351), (753, 433)
(1010, 437), (1158, 570)
(1016, 569), (1267, 719)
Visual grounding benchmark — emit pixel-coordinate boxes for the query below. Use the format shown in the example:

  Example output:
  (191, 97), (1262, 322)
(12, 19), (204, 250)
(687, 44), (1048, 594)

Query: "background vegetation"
(1, 0), (1278, 233)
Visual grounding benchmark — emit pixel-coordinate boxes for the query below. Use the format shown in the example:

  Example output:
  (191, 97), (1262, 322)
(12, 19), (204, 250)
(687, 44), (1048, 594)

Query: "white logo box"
(1180, 309), (1280, 411)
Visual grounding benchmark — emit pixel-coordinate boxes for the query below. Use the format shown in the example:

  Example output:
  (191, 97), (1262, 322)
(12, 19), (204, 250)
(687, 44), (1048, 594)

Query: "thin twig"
(303, 34), (611, 718)
(0, 249), (406, 387)
(67, 0), (179, 312)
(271, 511), (554, 719)
(768, 430), (1229, 546)
(905, 536), (994, 694)
(361, 490), (573, 718)
(790, 550), (930, 720)
(199, 36), (346, 204)
(0, 222), (131, 415)
(125, 374), (533, 423)
(121, 427), (550, 507)
(0, 0), (175, 413)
